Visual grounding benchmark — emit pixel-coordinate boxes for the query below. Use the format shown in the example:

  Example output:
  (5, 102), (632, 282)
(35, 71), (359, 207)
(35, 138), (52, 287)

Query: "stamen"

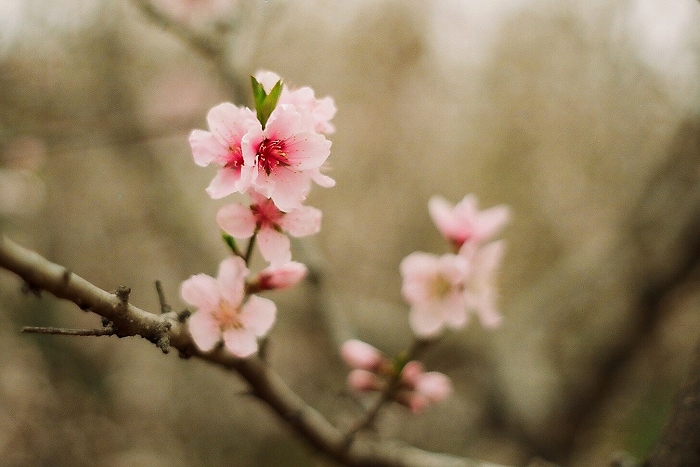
(257, 139), (290, 175)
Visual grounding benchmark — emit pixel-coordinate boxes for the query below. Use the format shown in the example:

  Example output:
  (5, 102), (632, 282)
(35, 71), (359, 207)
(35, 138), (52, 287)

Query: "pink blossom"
(189, 103), (258, 199)
(216, 192), (322, 266)
(255, 70), (337, 134)
(181, 256), (276, 358)
(241, 104), (332, 212)
(461, 240), (506, 329)
(340, 339), (384, 371)
(400, 252), (471, 338)
(428, 194), (510, 251)
(253, 261), (308, 291)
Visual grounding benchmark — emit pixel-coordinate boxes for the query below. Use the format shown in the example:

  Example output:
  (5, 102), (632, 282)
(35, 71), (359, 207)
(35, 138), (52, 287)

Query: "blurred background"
(1, 0), (700, 465)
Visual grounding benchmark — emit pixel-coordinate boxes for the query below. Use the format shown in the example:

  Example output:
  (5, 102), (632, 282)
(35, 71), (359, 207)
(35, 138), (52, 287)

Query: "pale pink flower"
(340, 339), (384, 371)
(400, 252), (471, 338)
(216, 192), (322, 266)
(181, 256), (276, 358)
(241, 104), (332, 212)
(189, 103), (258, 199)
(253, 261), (308, 291)
(255, 70), (337, 134)
(461, 240), (506, 329)
(428, 194), (510, 251)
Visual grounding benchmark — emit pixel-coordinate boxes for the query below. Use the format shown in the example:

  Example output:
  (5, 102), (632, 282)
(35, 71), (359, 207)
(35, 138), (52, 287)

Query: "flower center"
(429, 274), (454, 300)
(257, 139), (290, 175)
(213, 300), (243, 331)
(251, 198), (283, 229)
(224, 145), (243, 171)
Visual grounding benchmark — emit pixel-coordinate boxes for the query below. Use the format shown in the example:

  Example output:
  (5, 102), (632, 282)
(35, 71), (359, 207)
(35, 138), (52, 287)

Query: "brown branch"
(0, 235), (513, 467)
(645, 339), (700, 467)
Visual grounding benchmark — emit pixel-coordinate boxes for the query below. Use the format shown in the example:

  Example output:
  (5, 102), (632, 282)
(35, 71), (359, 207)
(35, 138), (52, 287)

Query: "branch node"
(21, 281), (41, 297)
(61, 269), (72, 288)
(177, 308), (191, 323)
(115, 285), (131, 304)
(154, 321), (171, 354)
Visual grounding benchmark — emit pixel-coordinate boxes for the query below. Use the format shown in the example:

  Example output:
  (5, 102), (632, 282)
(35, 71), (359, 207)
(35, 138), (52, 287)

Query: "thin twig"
(155, 280), (172, 314)
(22, 326), (115, 336)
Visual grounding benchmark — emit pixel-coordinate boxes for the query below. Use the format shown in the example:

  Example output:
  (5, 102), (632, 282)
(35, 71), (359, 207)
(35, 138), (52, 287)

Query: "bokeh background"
(1, 0), (700, 466)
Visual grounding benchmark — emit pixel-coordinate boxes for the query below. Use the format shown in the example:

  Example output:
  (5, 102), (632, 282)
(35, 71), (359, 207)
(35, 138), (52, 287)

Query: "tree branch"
(0, 235), (512, 467)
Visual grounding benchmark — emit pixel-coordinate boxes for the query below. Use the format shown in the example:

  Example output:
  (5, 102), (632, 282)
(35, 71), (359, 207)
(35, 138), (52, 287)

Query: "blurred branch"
(131, 0), (246, 103)
(645, 340), (700, 467)
(0, 235), (514, 467)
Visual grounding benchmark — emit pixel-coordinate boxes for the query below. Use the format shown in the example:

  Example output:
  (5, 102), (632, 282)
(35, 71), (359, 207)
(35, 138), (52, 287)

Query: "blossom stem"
(244, 230), (258, 266)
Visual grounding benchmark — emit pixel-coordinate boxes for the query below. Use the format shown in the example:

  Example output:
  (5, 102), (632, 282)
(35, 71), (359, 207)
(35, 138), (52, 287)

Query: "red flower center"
(224, 145), (243, 171)
(257, 139), (290, 175)
(251, 198), (284, 229)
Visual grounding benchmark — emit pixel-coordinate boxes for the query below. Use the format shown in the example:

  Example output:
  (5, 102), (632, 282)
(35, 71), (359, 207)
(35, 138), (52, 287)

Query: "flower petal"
(279, 206), (321, 237)
(216, 203), (257, 239)
(284, 132), (331, 170)
(206, 169), (243, 199)
(257, 227), (292, 266)
(239, 295), (277, 337)
(216, 256), (247, 306)
(188, 310), (221, 352)
(180, 274), (219, 311)
(222, 328), (258, 358)
(206, 103), (257, 146)
(189, 130), (225, 167)
(409, 303), (445, 338)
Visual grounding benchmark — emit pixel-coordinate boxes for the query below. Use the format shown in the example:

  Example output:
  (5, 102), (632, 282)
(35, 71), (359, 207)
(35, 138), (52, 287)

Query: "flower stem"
(244, 230), (258, 266)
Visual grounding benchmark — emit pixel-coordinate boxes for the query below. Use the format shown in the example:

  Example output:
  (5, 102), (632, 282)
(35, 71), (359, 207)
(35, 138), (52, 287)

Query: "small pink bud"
(256, 261), (308, 290)
(400, 360), (425, 386)
(340, 339), (384, 371)
(415, 372), (453, 402)
(347, 369), (382, 392)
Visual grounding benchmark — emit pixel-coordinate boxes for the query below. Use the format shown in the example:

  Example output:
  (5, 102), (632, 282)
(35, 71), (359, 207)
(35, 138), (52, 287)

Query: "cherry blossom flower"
(428, 194), (510, 252)
(251, 261), (308, 291)
(255, 70), (337, 135)
(181, 256), (276, 358)
(241, 104), (333, 212)
(461, 240), (506, 329)
(400, 252), (471, 338)
(216, 192), (322, 266)
(189, 103), (258, 199)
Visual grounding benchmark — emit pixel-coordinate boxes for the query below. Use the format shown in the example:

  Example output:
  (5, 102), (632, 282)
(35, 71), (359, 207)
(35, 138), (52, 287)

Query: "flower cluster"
(181, 71), (335, 357)
(341, 340), (452, 414)
(401, 195), (510, 338)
